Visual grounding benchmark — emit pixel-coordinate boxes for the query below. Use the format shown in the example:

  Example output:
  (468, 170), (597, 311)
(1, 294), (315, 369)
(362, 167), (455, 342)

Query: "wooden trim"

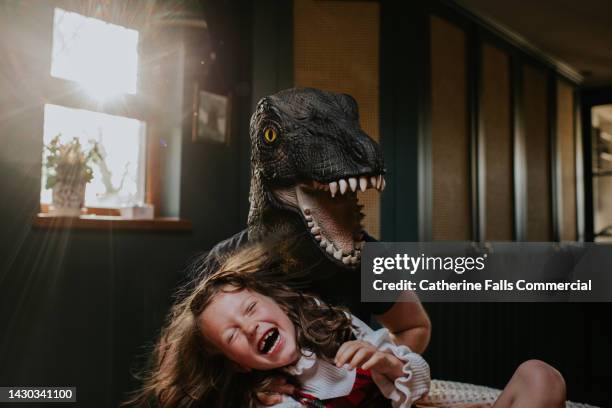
(40, 203), (121, 216)
(443, 0), (582, 84)
(146, 119), (162, 218)
(43, 77), (149, 122)
(380, 1), (429, 241)
(34, 214), (192, 232)
(574, 89), (585, 241)
(548, 71), (560, 242)
(511, 57), (526, 241)
(418, 7), (432, 242)
(468, 25), (481, 242)
(583, 111), (595, 242)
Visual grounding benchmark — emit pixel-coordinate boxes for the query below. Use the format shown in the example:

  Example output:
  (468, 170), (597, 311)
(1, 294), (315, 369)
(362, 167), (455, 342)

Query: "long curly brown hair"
(126, 239), (354, 407)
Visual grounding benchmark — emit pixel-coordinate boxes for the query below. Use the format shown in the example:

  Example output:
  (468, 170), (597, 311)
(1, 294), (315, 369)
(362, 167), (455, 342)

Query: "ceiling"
(458, 0), (612, 87)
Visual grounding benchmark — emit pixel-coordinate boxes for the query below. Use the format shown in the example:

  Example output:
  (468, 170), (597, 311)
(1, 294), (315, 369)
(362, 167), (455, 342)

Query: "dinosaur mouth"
(273, 174), (385, 267)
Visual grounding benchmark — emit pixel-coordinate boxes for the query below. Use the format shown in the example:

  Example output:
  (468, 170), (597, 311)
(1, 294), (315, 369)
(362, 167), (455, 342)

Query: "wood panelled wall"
(430, 16), (471, 241)
(428, 14), (579, 242)
(481, 44), (513, 240)
(522, 65), (553, 241)
(293, 0), (381, 238)
(557, 82), (577, 241)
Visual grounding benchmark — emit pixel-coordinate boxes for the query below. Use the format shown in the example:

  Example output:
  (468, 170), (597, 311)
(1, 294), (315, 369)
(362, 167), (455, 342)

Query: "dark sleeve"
(361, 231), (396, 316)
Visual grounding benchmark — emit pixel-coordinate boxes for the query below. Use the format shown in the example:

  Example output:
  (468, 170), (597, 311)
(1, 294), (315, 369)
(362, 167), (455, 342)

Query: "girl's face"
(199, 287), (299, 371)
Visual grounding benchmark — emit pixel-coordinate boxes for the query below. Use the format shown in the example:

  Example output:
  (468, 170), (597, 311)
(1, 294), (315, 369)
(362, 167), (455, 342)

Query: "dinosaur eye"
(263, 127), (278, 144)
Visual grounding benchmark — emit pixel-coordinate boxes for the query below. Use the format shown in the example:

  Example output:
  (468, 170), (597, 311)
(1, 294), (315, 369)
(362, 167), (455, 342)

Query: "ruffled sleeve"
(351, 316), (431, 408)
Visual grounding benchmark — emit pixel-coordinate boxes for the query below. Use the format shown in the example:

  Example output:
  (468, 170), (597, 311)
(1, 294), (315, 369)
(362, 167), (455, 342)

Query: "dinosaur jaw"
(272, 175), (385, 267)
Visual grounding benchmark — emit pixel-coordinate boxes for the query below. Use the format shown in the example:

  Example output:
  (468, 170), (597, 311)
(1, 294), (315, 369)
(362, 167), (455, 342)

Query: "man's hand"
(334, 340), (404, 381)
(256, 376), (296, 406)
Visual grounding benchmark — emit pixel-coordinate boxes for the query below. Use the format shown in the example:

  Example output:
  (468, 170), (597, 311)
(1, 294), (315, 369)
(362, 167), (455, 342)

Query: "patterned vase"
(50, 180), (86, 216)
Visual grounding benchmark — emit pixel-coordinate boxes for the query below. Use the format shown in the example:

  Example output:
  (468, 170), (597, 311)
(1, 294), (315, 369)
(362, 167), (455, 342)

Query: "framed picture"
(192, 85), (231, 144)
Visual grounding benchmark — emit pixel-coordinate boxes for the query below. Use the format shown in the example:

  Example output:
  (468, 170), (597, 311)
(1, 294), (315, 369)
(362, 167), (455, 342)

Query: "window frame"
(39, 4), (163, 219)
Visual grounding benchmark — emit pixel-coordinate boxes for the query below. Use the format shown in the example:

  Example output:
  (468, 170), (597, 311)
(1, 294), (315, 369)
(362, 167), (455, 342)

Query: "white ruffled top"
(274, 315), (431, 407)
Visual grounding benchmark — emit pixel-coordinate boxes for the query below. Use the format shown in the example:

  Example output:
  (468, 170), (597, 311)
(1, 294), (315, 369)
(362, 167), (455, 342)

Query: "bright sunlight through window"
(51, 8), (139, 101)
(41, 104), (146, 208)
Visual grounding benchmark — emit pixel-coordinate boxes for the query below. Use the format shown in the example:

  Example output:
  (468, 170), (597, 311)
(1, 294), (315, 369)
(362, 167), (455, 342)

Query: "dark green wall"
(0, 1), (253, 406)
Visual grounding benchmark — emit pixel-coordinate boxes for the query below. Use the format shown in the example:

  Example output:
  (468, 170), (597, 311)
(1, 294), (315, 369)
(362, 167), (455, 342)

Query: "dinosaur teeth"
(311, 226), (320, 234)
(339, 179), (348, 195)
(322, 174), (385, 198)
(305, 215), (313, 221)
(329, 182), (338, 197)
(359, 177), (368, 192)
(326, 243), (335, 254)
(307, 221), (314, 228)
(342, 256), (351, 265)
(320, 239), (327, 247)
(314, 234), (322, 241)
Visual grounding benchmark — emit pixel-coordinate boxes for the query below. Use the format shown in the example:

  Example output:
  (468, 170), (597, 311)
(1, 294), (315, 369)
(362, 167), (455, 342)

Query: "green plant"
(44, 134), (101, 190)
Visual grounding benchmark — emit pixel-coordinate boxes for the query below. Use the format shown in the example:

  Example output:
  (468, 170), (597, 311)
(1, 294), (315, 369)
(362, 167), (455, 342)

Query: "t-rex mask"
(247, 87), (386, 267)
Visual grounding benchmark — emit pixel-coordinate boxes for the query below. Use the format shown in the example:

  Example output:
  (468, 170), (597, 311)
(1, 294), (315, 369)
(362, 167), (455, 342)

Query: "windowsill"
(33, 213), (192, 232)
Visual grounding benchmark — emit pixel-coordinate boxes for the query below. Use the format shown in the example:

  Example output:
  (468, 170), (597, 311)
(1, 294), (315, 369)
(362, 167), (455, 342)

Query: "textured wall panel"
(294, 0), (380, 237)
(522, 65), (552, 241)
(480, 44), (514, 241)
(481, 44), (513, 240)
(557, 81), (576, 241)
(430, 16), (471, 240)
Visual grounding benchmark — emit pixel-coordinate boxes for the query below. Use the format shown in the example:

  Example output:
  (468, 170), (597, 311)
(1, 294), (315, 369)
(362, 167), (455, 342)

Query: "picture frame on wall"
(192, 84), (231, 144)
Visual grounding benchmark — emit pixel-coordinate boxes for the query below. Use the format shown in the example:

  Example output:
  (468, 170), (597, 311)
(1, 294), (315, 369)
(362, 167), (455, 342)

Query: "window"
(51, 8), (139, 99)
(41, 8), (146, 210)
(41, 104), (146, 208)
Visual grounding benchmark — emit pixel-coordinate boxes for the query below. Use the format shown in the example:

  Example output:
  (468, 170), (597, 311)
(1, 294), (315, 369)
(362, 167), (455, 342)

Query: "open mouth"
(272, 173), (385, 267)
(258, 328), (281, 354)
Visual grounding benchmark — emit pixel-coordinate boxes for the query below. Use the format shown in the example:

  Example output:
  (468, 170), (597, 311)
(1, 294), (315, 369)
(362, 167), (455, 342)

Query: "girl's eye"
(227, 330), (236, 344)
(263, 127), (278, 144)
(247, 301), (257, 314)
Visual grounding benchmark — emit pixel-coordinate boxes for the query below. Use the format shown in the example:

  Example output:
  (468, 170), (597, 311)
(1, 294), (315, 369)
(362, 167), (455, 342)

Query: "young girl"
(130, 242), (430, 407)
(130, 242), (568, 408)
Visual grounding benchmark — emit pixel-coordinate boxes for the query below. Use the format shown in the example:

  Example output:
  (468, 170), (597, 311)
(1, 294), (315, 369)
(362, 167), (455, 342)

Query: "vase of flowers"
(44, 135), (100, 216)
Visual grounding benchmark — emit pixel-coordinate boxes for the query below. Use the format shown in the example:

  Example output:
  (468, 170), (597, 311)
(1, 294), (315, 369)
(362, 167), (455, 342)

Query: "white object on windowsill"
(119, 204), (154, 220)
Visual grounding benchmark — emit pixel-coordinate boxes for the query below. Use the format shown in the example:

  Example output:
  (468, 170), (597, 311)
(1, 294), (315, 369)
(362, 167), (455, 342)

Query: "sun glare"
(41, 104), (146, 208)
(50, 8), (139, 101)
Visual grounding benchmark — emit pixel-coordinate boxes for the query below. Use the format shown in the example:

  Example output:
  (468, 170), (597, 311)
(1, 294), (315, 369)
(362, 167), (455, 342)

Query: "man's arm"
(374, 290), (431, 354)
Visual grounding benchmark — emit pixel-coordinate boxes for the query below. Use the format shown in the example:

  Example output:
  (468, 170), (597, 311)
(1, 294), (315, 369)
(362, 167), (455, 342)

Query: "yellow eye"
(263, 127), (278, 144)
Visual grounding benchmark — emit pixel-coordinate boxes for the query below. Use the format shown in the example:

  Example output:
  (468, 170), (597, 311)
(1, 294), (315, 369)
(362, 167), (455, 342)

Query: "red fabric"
(297, 368), (389, 408)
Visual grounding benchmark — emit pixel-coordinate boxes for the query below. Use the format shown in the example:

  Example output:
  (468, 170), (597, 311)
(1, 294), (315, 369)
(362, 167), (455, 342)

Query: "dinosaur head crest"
(248, 88), (385, 268)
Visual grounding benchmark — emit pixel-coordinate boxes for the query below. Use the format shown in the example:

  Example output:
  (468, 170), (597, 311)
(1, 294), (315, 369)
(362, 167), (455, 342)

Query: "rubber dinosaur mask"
(247, 88), (386, 267)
